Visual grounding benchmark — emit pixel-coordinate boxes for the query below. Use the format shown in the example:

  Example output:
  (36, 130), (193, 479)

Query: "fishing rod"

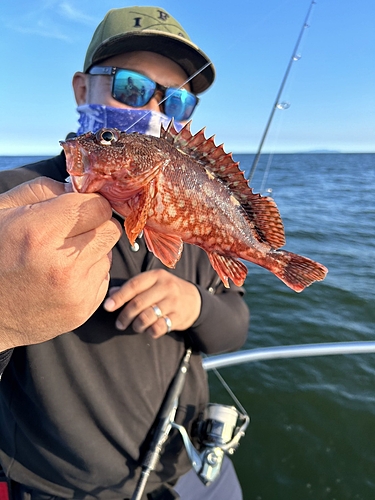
(131, 348), (192, 500)
(247, 0), (317, 184)
(131, 346), (249, 498)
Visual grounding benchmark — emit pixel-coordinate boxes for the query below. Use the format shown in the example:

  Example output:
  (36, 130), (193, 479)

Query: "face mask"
(76, 104), (183, 136)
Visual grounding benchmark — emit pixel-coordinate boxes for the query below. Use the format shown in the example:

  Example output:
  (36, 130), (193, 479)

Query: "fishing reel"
(172, 403), (249, 485)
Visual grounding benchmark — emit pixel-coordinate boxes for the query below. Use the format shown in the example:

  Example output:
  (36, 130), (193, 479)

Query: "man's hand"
(103, 269), (202, 338)
(0, 177), (122, 350)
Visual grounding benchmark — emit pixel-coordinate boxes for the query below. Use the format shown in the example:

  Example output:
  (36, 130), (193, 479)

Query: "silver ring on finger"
(152, 304), (163, 319)
(164, 316), (172, 333)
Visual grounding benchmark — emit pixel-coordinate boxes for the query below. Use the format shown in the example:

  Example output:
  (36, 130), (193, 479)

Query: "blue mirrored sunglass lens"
(164, 88), (197, 121)
(113, 70), (155, 107)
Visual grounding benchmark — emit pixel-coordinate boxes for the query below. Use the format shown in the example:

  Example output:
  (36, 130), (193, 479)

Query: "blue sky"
(1, 0), (374, 155)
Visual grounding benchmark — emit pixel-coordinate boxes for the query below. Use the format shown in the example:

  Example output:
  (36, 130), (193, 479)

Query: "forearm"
(188, 287), (250, 355)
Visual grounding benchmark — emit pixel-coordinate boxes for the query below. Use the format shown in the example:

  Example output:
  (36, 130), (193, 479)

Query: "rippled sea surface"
(1, 154), (374, 499)
(208, 153), (375, 500)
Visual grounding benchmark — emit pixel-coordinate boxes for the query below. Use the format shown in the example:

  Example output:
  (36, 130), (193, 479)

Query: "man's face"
(74, 51), (192, 116)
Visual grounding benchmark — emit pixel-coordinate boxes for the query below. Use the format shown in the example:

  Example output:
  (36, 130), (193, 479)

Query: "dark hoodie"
(0, 155), (249, 499)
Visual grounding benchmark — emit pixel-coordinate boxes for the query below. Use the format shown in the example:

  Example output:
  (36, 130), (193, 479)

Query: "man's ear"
(72, 72), (89, 105)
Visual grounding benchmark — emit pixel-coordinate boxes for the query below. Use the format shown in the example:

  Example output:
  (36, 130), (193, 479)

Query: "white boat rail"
(202, 341), (375, 371)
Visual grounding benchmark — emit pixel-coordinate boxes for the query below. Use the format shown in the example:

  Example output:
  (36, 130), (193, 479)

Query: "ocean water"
(1, 153), (374, 499)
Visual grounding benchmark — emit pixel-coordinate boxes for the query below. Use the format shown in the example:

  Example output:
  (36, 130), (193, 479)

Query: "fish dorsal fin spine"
(161, 121), (286, 249)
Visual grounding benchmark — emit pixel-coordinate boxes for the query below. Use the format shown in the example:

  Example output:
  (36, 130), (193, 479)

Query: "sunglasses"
(88, 66), (199, 121)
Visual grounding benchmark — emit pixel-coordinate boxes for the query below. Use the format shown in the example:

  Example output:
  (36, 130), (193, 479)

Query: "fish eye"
(96, 128), (120, 145)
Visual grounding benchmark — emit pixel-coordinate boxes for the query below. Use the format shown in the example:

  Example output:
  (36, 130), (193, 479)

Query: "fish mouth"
(69, 173), (89, 192)
(60, 140), (92, 193)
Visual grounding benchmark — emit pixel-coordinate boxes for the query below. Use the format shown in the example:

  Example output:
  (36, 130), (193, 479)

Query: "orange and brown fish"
(61, 122), (328, 292)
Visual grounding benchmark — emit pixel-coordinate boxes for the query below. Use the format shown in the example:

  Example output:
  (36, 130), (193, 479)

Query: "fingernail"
(115, 319), (125, 331)
(103, 297), (115, 311)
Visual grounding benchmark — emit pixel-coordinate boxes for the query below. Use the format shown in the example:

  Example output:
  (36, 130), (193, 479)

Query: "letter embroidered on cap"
(158, 10), (169, 21)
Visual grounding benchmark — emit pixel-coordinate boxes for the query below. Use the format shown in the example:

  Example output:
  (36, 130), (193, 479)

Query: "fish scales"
(61, 121), (328, 291)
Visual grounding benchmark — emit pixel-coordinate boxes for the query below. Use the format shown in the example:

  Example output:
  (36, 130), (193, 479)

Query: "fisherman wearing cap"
(0, 7), (249, 499)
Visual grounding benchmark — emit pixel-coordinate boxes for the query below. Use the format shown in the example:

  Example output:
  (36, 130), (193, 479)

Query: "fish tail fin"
(270, 250), (328, 292)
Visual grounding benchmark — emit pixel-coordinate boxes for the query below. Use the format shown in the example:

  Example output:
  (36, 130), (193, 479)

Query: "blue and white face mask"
(76, 104), (183, 136)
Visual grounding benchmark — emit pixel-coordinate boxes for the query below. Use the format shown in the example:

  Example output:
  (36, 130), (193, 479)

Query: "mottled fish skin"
(61, 122), (328, 291)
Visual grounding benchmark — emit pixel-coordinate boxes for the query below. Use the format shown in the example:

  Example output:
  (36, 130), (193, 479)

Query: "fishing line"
(123, 0), (305, 135)
(257, 1), (316, 194)
(123, 62), (212, 133)
(259, 153), (275, 195)
(208, 363), (248, 416)
(248, 0), (317, 184)
(258, 106), (288, 194)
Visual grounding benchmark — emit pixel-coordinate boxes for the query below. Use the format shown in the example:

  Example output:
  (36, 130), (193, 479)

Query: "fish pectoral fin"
(207, 252), (248, 288)
(125, 214), (146, 246)
(124, 188), (153, 245)
(143, 227), (184, 268)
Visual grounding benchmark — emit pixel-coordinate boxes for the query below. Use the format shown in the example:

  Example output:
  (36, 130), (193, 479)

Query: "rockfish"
(61, 122), (328, 292)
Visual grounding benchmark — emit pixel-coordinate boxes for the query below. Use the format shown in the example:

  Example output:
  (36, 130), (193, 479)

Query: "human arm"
(103, 268), (249, 354)
(0, 177), (122, 352)
(187, 283), (249, 354)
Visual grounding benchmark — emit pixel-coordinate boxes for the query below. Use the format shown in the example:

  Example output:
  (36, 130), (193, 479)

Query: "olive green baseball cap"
(84, 6), (215, 95)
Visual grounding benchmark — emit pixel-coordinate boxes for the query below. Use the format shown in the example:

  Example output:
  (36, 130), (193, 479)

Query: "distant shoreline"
(2, 151), (375, 159)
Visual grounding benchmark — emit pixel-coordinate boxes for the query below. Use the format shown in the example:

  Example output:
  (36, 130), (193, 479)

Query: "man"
(0, 7), (249, 499)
